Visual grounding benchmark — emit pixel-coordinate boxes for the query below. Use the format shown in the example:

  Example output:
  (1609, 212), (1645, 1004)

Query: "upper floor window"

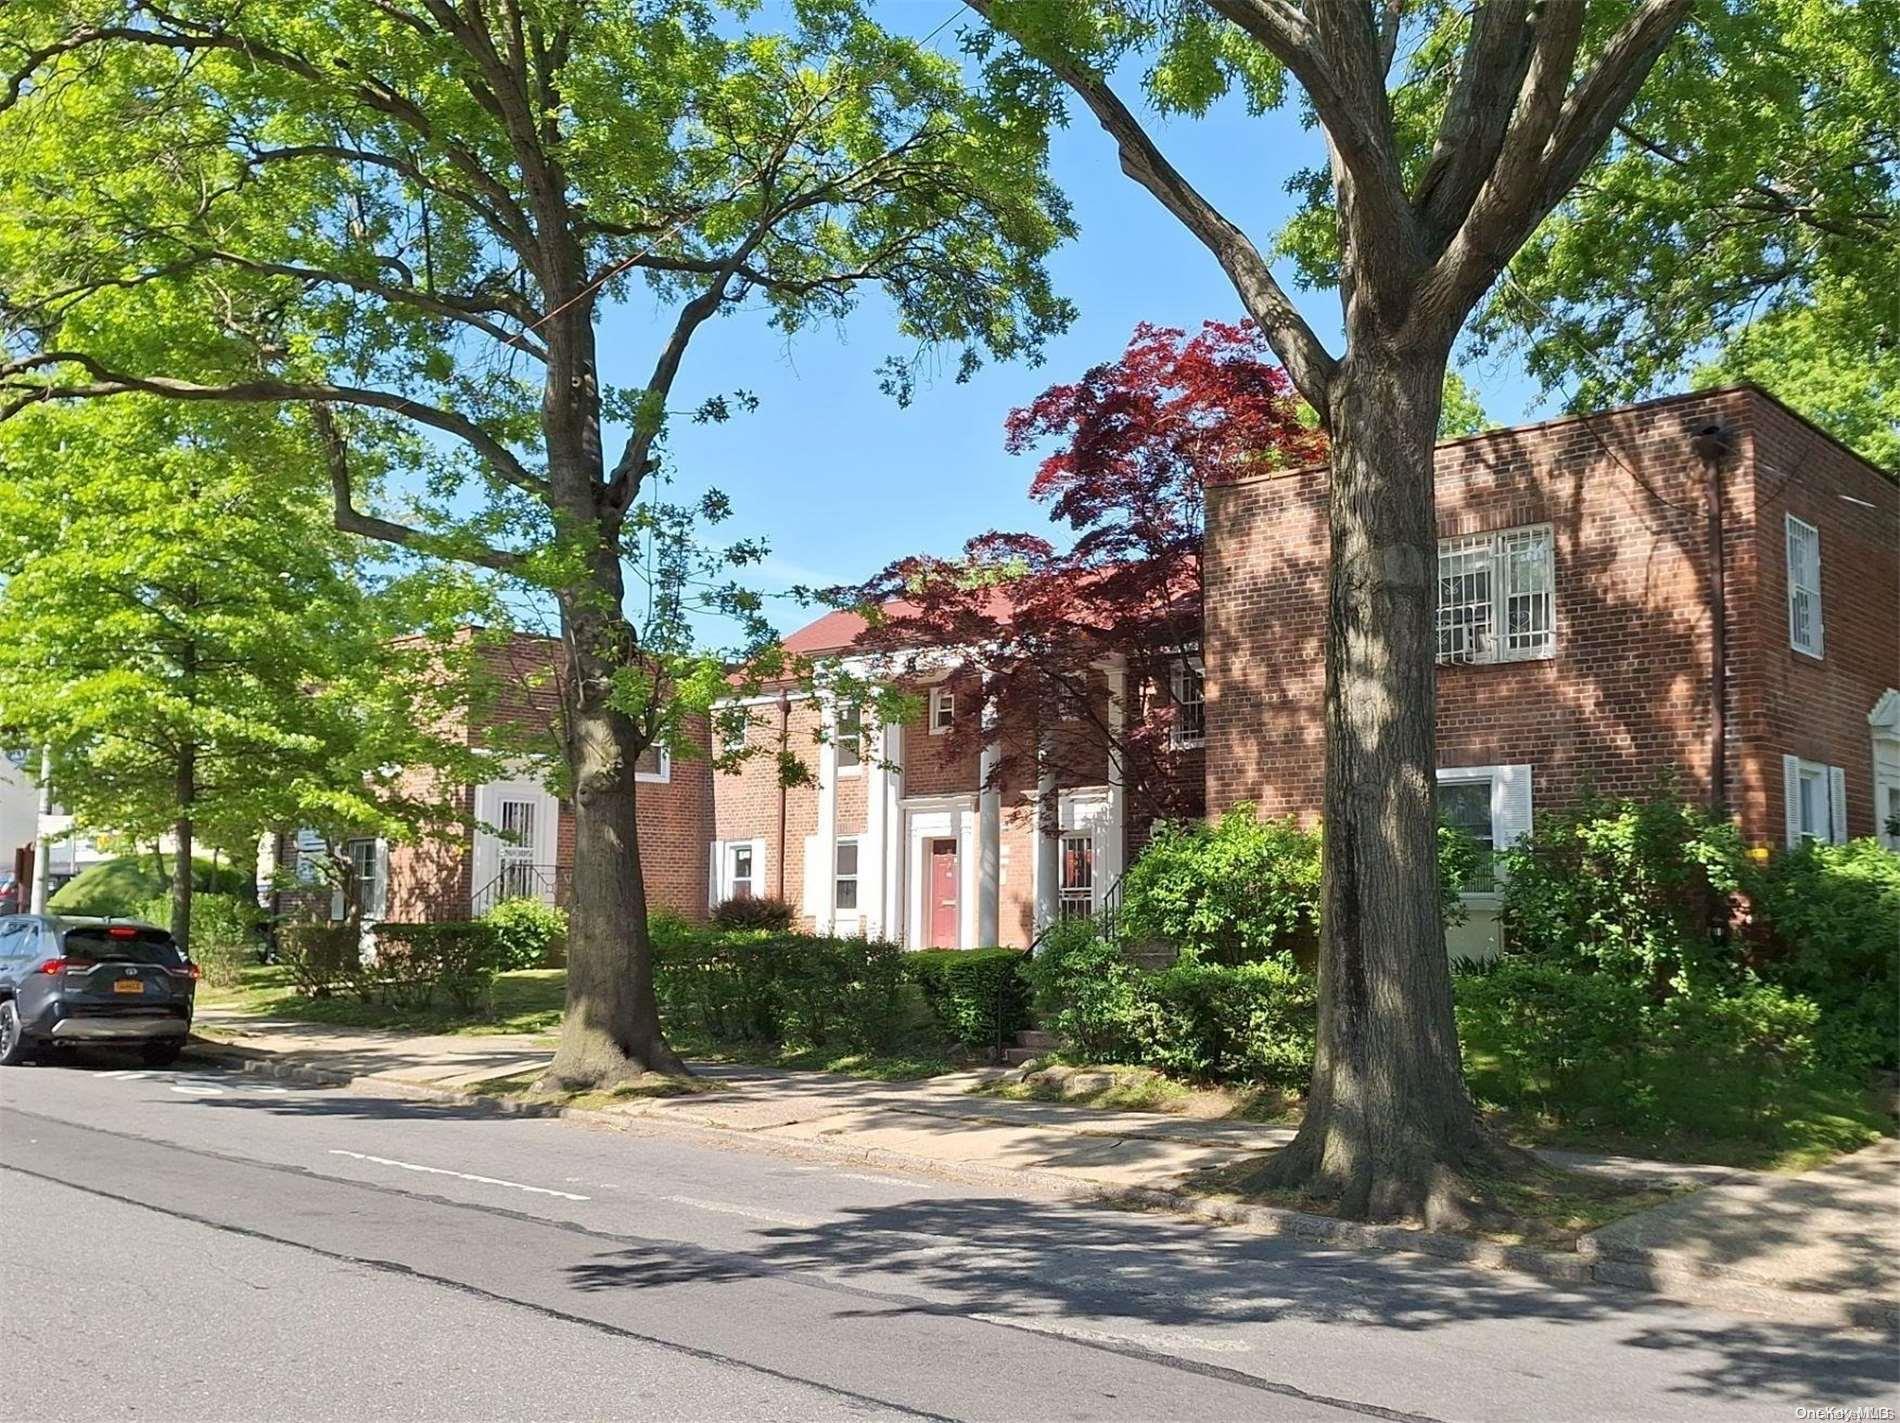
(835, 703), (863, 771)
(1170, 659), (1206, 748)
(929, 686), (955, 734)
(634, 743), (670, 781)
(1785, 514), (1824, 657)
(1437, 524), (1555, 665)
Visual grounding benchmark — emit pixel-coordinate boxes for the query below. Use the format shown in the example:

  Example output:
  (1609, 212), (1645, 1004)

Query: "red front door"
(928, 838), (959, 948)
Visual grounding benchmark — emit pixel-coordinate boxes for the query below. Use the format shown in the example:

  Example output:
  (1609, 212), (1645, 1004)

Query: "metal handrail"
(1026, 868), (1126, 957)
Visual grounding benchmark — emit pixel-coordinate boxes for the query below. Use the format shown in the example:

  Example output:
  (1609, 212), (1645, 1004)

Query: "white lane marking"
(99, 1070), (151, 1080)
(792, 1165), (922, 1188)
(655, 1195), (819, 1228)
(969, 1313), (1252, 1355)
(327, 1149), (589, 1201)
(170, 1083), (225, 1096)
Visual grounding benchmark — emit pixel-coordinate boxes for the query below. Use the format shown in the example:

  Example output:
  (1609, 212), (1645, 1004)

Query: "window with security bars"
(1170, 660), (1206, 748)
(1437, 525), (1555, 664)
(1785, 514), (1823, 657)
(1058, 834), (1094, 921)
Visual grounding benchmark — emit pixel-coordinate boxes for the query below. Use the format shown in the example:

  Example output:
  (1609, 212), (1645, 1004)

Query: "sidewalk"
(190, 1008), (1898, 1331)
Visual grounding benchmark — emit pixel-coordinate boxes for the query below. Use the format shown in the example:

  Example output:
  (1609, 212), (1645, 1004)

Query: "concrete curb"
(192, 1042), (1898, 1336)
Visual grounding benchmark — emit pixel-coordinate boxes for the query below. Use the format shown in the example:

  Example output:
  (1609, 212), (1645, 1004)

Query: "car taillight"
(36, 957), (71, 975)
(107, 924), (140, 939)
(170, 962), (202, 981)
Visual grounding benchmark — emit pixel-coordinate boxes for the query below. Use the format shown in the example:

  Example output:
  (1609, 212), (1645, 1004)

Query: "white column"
(1034, 729), (1058, 935)
(977, 688), (1001, 948)
(882, 721), (905, 941)
(1105, 659), (1127, 895)
(815, 700), (837, 932)
(863, 714), (888, 940)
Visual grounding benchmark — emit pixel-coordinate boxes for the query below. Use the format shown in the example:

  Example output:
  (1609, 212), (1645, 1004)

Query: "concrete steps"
(999, 1028), (1059, 1066)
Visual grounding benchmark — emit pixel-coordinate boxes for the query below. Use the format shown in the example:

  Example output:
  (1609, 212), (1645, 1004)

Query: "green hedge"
(52, 854), (249, 917)
(905, 948), (1031, 1052)
(1455, 960), (1828, 1142)
(137, 891), (261, 988)
(1023, 919), (1314, 1087)
(654, 931), (908, 1052)
(277, 920), (504, 1011)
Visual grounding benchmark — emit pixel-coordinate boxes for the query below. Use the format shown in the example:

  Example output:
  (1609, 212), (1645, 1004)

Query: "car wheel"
(0, 1001), (31, 1067)
(140, 1038), (183, 1068)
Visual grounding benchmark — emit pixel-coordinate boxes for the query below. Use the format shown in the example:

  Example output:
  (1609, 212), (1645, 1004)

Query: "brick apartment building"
(1206, 385), (1899, 956)
(273, 630), (713, 927)
(708, 609), (1207, 950)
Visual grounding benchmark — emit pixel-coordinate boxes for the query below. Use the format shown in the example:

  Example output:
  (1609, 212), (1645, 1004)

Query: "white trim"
(1436, 763), (1533, 905)
(1169, 656), (1206, 749)
(1784, 514), (1825, 658)
(832, 835), (862, 929)
(634, 744), (672, 784)
(929, 685), (955, 735)
(472, 775), (559, 910)
(1782, 755), (1843, 846)
(1872, 689), (1900, 851)
(903, 798), (978, 949)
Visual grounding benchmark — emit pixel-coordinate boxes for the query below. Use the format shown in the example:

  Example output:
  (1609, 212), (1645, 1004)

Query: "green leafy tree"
(0, 397), (495, 953)
(0, 0), (1071, 1086)
(969, 0), (1694, 1222)
(1461, 0), (1898, 466)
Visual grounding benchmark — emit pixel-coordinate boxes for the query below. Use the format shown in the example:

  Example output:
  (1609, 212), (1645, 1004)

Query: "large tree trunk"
(537, 560), (684, 1089)
(1246, 347), (1531, 1226)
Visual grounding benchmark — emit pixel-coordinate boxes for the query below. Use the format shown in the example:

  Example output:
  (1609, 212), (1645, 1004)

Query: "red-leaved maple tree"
(837, 320), (1323, 823)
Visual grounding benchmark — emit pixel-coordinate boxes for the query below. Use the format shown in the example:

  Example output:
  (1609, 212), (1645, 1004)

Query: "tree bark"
(1245, 346), (1534, 1226)
(538, 567), (685, 1087)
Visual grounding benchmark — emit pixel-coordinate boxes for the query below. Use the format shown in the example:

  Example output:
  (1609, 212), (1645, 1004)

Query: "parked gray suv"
(0, 916), (198, 1067)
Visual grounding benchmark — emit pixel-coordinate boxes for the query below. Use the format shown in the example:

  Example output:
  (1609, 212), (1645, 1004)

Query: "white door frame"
(472, 769), (559, 908)
(903, 795), (977, 949)
(1871, 689), (1900, 850)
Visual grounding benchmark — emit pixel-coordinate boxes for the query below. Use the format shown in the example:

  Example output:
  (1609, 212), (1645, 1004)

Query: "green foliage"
(1025, 920), (1313, 1087)
(371, 923), (508, 1012)
(1127, 957), (1315, 1086)
(654, 930), (908, 1054)
(481, 898), (570, 971)
(50, 855), (247, 917)
(1456, 962), (1830, 1143)
(1498, 791), (1747, 982)
(904, 948), (1031, 1052)
(137, 891), (259, 987)
(1749, 839), (1900, 1071)
(276, 920), (503, 1011)
(712, 896), (795, 932)
(1120, 809), (1319, 964)
(1022, 919), (1144, 1058)
(1121, 807), (1473, 964)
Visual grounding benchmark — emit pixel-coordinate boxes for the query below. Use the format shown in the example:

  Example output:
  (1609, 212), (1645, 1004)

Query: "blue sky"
(590, 4), (1553, 639)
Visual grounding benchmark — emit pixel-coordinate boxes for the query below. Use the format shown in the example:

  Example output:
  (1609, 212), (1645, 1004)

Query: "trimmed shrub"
(905, 948), (1031, 1053)
(482, 896), (569, 970)
(655, 930), (907, 1052)
(713, 896), (794, 931)
(371, 922), (508, 1011)
(278, 923), (364, 997)
(1130, 957), (1316, 1086)
(1455, 960), (1828, 1141)
(51, 854), (248, 917)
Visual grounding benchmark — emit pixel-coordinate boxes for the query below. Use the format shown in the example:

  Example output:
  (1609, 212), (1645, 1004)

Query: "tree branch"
(969, 0), (1335, 406)
(312, 404), (524, 573)
(1422, 0), (1692, 334)
(1, 352), (547, 497)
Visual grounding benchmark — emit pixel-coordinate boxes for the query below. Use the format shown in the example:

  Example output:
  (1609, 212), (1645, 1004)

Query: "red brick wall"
(1206, 388), (1898, 847)
(1742, 398), (1900, 843)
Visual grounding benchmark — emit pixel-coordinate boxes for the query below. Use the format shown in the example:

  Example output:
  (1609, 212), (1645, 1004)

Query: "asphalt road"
(1, 1052), (1894, 1423)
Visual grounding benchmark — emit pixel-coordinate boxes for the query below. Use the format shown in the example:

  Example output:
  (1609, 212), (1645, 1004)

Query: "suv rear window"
(60, 926), (184, 967)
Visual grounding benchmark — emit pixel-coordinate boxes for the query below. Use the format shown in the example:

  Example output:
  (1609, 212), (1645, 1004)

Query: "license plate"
(113, 978), (145, 995)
